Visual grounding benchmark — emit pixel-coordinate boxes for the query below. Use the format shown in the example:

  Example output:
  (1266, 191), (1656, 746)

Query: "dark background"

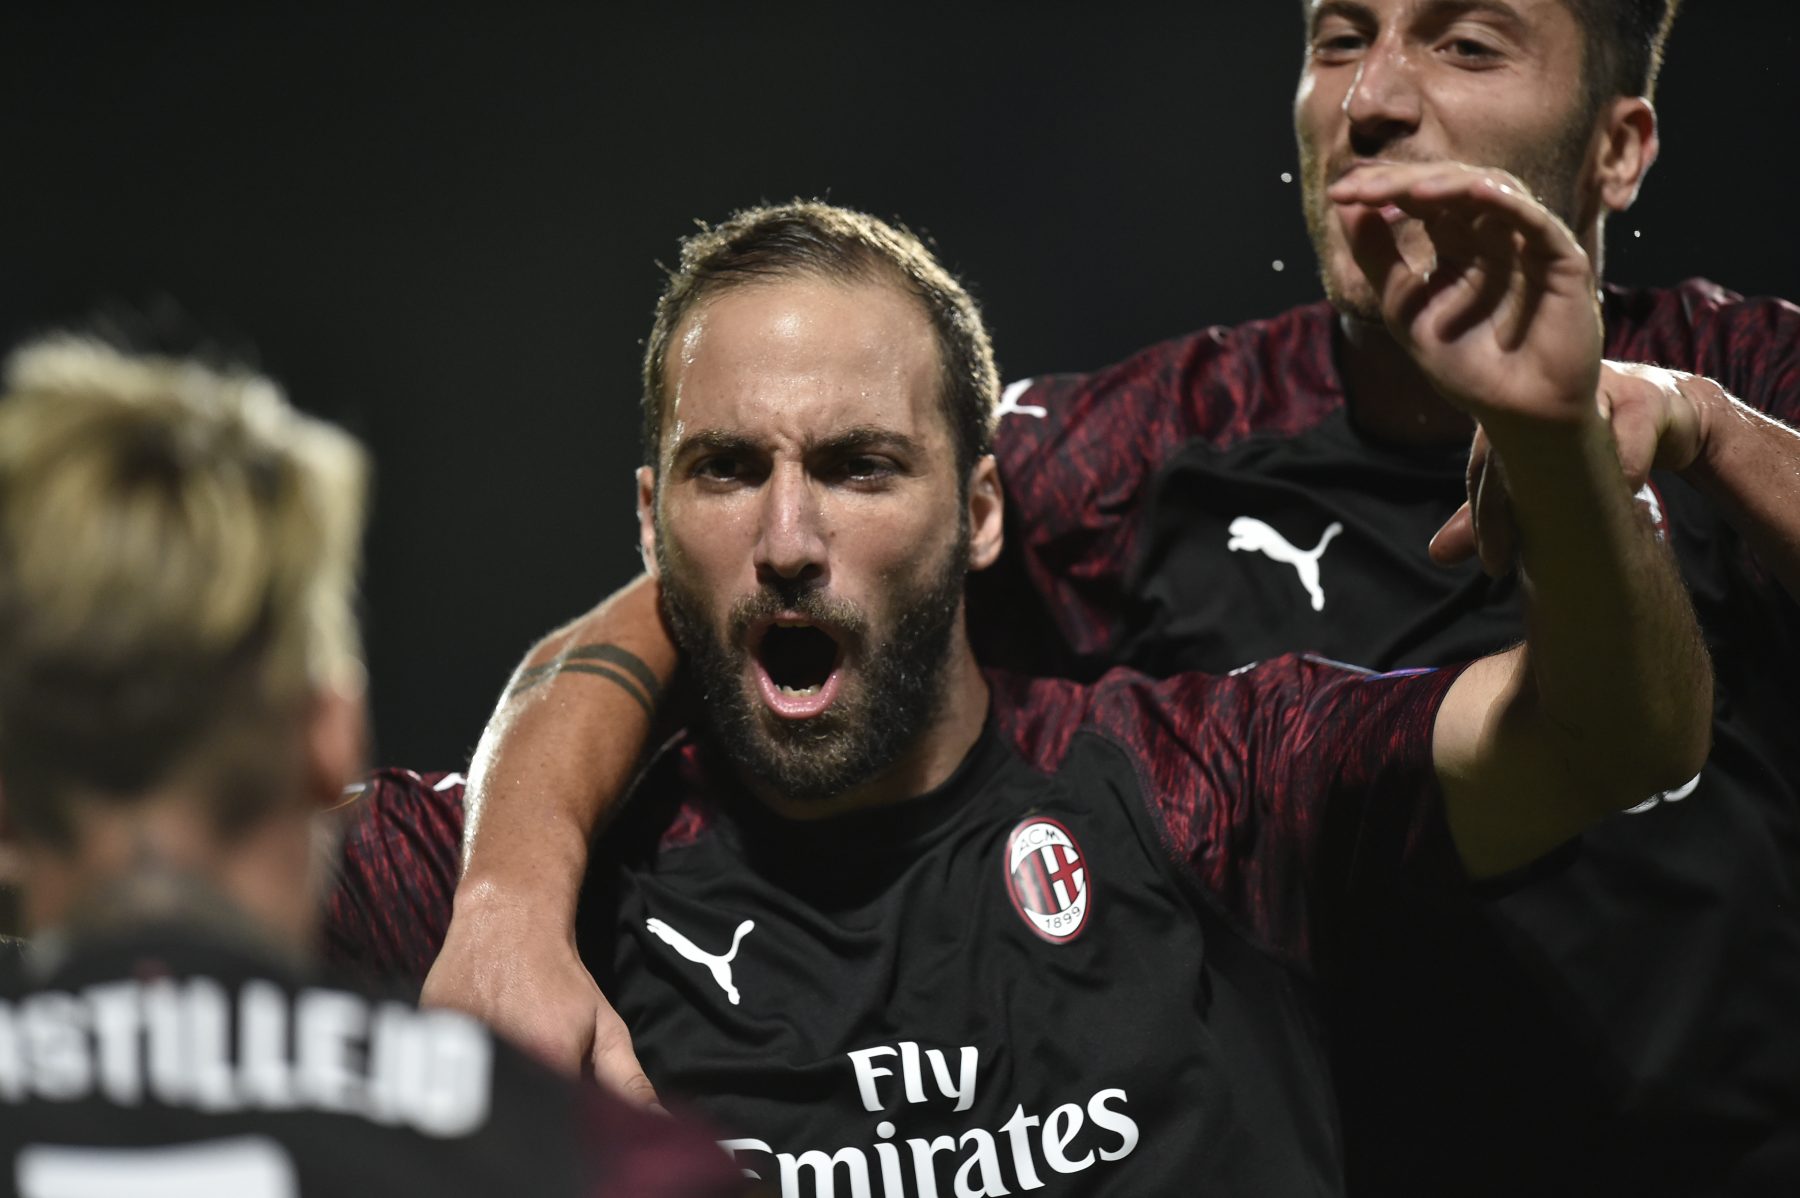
(4, 1), (1796, 770)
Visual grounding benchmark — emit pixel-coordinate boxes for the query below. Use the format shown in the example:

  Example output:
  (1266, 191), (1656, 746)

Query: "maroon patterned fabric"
(992, 281), (1800, 665)
(334, 652), (1460, 990)
(993, 657), (1464, 971)
(327, 773), (747, 1195)
(993, 302), (1344, 663)
(326, 768), (464, 985)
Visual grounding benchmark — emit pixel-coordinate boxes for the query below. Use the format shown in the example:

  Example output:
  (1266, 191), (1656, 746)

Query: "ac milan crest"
(1003, 817), (1091, 942)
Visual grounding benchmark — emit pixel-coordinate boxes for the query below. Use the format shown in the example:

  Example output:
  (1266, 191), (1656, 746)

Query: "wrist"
(1478, 400), (1607, 463)
(451, 869), (580, 938)
(1681, 375), (1735, 481)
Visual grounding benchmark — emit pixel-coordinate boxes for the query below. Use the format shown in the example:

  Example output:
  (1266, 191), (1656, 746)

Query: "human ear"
(965, 455), (1004, 571)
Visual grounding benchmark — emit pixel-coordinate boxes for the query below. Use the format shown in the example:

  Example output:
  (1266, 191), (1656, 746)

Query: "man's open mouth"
(751, 617), (847, 719)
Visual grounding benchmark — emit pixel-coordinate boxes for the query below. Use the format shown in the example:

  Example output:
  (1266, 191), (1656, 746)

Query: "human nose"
(1342, 35), (1422, 150)
(753, 463), (828, 587)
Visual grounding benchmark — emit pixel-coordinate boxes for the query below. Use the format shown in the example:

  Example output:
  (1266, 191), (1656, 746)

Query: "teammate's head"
(636, 205), (1004, 810)
(641, 200), (998, 483)
(0, 335), (368, 937)
(1294, 0), (1677, 319)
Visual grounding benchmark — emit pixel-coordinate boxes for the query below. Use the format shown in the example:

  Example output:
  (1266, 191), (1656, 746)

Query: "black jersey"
(562, 658), (1462, 1197)
(972, 279), (1800, 1195)
(0, 915), (744, 1198)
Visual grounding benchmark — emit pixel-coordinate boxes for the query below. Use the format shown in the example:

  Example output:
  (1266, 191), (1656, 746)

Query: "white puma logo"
(1227, 517), (1344, 612)
(997, 377), (1047, 419)
(645, 916), (756, 1005)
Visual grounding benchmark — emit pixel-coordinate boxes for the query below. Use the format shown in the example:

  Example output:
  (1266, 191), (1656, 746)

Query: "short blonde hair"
(0, 335), (368, 846)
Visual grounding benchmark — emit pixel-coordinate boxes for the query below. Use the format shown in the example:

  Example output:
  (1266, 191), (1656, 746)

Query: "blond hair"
(0, 335), (368, 846)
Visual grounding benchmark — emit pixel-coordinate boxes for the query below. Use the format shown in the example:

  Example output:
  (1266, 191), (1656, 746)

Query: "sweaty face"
(645, 276), (975, 805)
(1294, 0), (1599, 319)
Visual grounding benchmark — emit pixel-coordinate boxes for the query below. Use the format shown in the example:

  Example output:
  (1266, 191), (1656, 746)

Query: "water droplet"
(1280, 171), (1294, 184)
(1272, 259), (1286, 272)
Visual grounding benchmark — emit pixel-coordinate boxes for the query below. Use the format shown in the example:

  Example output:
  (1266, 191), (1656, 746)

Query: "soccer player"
(336, 187), (1715, 1195)
(413, 2), (1800, 1193)
(0, 338), (743, 1196)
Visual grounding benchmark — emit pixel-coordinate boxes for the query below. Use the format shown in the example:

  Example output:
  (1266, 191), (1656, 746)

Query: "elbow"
(1575, 655), (1715, 817)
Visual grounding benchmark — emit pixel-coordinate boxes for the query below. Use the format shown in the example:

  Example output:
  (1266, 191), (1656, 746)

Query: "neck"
(19, 789), (323, 953)
(759, 627), (991, 822)
(1336, 314), (1476, 447)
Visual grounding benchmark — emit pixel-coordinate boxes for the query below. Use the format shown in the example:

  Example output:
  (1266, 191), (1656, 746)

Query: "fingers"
(1473, 445), (1517, 577)
(1339, 200), (1421, 335)
(1335, 166), (1570, 355)
(1327, 162), (1583, 267)
(1599, 379), (1659, 488)
(1429, 502), (1477, 565)
(1434, 425), (1515, 577)
(1431, 426), (1515, 576)
(1430, 210), (1522, 345)
(591, 1003), (662, 1110)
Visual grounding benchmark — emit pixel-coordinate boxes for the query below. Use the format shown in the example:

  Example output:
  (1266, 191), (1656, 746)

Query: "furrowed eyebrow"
(670, 425), (925, 464)
(807, 425), (925, 460)
(668, 429), (759, 465)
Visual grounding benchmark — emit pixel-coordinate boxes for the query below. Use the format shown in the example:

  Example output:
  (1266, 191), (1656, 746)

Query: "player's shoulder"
(608, 732), (731, 860)
(1605, 277), (1800, 369)
(990, 655), (1451, 774)
(988, 657), (1293, 768)
(340, 765), (469, 844)
(354, 765), (468, 805)
(998, 301), (1343, 456)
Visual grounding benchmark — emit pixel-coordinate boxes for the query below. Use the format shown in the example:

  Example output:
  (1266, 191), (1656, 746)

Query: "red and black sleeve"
(1097, 656), (1467, 973)
(324, 767), (466, 988)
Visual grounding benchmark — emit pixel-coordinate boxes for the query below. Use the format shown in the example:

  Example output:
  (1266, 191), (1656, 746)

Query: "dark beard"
(659, 520), (968, 806)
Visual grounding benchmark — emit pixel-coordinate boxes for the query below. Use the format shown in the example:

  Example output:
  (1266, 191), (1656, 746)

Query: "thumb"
(591, 1008), (661, 1109)
(1429, 502), (1477, 565)
(1603, 396), (1660, 489)
(1340, 202), (1419, 330)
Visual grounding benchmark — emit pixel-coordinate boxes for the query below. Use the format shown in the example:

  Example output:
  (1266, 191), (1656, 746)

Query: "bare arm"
(1331, 163), (1713, 879)
(1675, 376), (1800, 599)
(421, 573), (675, 1096)
(1433, 362), (1800, 603)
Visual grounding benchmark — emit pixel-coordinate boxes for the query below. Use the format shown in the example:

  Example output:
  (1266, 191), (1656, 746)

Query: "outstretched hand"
(1329, 161), (1604, 438)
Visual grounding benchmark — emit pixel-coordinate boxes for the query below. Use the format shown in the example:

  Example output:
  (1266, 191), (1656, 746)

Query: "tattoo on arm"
(506, 643), (662, 715)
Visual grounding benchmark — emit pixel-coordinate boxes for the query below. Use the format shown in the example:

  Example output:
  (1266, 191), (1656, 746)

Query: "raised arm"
(420, 573), (675, 1099)
(1330, 162), (1713, 879)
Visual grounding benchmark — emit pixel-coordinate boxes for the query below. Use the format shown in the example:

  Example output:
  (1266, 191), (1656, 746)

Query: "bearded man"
(335, 182), (1716, 1195)
(407, 3), (1800, 1193)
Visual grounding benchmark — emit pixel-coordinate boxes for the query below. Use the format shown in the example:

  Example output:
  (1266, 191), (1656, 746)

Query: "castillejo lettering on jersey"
(719, 1040), (1140, 1195)
(1003, 818), (1091, 942)
(0, 977), (492, 1136)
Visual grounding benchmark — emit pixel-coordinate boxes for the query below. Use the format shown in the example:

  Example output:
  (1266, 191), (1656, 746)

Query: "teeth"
(777, 684), (821, 697)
